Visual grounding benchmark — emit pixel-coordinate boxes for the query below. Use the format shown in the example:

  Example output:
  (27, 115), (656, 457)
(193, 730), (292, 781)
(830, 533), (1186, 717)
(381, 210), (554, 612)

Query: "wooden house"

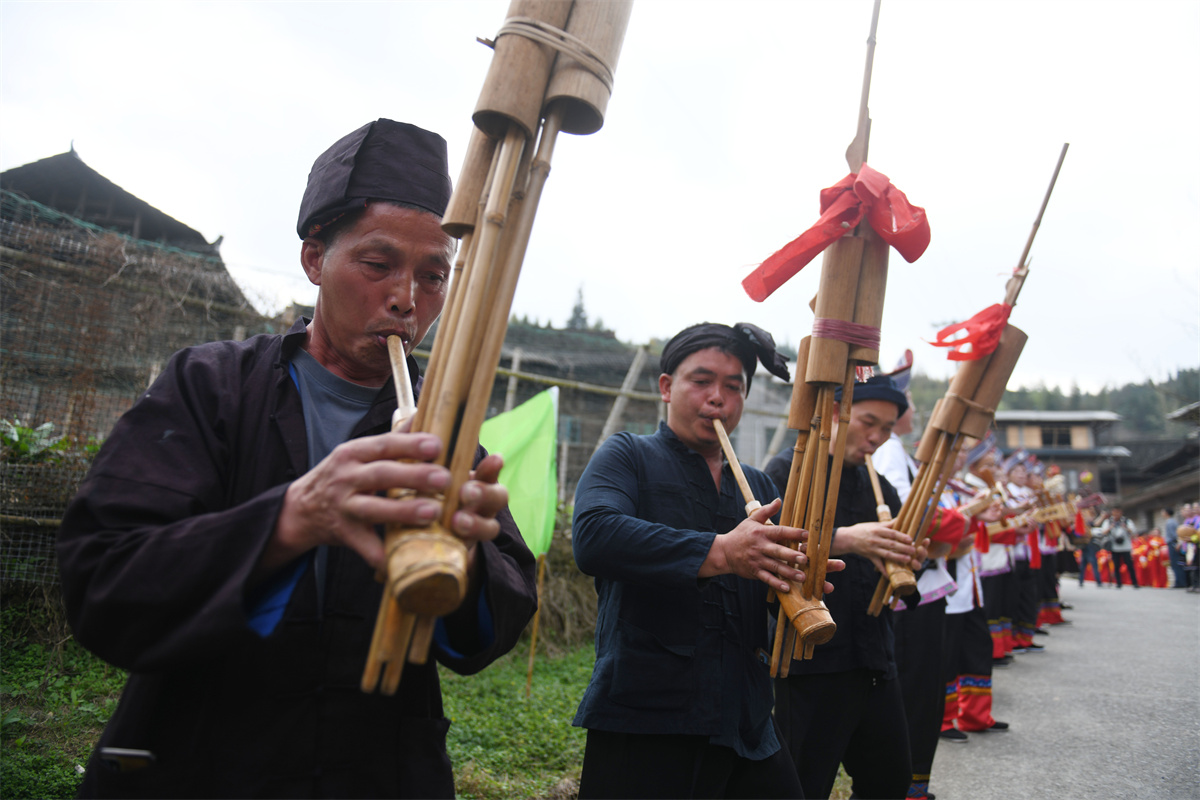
(1, 150), (269, 443)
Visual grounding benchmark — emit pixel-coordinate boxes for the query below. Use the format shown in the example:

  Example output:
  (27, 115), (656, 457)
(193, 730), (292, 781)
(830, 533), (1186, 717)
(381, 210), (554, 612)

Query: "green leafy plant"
(1, 419), (68, 463)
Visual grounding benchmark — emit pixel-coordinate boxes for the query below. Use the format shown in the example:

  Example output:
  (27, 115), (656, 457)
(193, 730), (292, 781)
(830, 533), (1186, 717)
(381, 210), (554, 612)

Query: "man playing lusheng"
(57, 119), (538, 798)
(766, 373), (924, 800)
(572, 322), (839, 799)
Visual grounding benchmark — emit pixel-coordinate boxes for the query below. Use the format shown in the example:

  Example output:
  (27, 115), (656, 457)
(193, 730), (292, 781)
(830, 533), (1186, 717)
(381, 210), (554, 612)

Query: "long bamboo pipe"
(713, 420), (836, 656)
(363, 0), (633, 694)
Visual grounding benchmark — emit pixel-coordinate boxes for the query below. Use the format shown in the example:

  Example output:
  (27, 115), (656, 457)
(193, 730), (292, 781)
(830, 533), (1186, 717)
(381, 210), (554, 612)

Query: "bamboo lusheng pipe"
(776, 365), (857, 675)
(865, 454), (916, 595)
(543, 0), (633, 135)
(958, 325), (1028, 439)
(867, 325), (1027, 616)
(362, 337), (442, 693)
(770, 0), (889, 673)
(365, 125), (531, 694)
(809, 367), (858, 598)
(867, 435), (961, 616)
(362, 0), (630, 694)
(473, 0), (573, 140)
(770, 337), (822, 676)
(713, 420), (836, 665)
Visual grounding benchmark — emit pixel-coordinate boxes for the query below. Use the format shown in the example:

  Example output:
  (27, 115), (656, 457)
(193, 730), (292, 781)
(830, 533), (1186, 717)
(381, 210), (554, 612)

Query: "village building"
(1, 150), (268, 583)
(1, 149), (268, 442)
(993, 409), (1130, 494)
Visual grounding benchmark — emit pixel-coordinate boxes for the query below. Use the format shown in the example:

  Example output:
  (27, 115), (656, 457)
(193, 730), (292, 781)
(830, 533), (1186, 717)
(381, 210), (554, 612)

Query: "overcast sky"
(3, 0), (1198, 394)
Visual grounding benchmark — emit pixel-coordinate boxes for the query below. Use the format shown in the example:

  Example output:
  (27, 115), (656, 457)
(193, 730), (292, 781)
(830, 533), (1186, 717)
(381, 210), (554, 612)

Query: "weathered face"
(300, 204), (454, 386)
(659, 347), (746, 456)
(834, 399), (900, 467)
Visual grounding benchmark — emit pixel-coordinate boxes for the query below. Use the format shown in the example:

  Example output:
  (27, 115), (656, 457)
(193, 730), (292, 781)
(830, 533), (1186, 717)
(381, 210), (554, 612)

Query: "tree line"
(909, 368), (1198, 437)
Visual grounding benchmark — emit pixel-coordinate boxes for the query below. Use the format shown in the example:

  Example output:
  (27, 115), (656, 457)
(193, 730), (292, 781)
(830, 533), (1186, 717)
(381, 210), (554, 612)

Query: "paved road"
(930, 581), (1200, 800)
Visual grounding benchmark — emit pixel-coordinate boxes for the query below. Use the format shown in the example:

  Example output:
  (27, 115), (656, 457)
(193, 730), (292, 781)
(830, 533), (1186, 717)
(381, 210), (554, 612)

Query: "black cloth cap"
(297, 119), (452, 239)
(834, 372), (909, 417)
(658, 322), (790, 393)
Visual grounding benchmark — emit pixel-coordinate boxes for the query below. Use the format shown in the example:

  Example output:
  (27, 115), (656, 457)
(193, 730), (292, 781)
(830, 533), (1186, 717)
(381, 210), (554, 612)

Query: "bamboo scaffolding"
(362, 0), (632, 694)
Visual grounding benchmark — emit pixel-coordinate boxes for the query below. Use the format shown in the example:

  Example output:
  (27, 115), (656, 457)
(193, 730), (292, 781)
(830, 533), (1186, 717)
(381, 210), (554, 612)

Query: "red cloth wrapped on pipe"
(930, 303), (1012, 361)
(742, 164), (930, 302)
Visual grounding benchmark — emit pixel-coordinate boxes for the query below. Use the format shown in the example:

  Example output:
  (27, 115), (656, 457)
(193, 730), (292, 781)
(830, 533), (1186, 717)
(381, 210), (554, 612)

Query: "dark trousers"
(1111, 551), (1139, 587)
(578, 724), (803, 799)
(893, 600), (946, 780)
(1078, 545), (1102, 585)
(982, 571), (1014, 657)
(1040, 556), (1059, 599)
(1168, 544), (1190, 587)
(775, 669), (911, 800)
(1013, 559), (1040, 642)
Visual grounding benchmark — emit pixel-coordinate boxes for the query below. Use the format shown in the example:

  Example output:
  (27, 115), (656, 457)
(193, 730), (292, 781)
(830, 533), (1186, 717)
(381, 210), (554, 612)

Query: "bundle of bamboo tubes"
(768, 225), (890, 676)
(747, 0), (898, 678)
(867, 323), (1027, 616)
(362, 0), (632, 695)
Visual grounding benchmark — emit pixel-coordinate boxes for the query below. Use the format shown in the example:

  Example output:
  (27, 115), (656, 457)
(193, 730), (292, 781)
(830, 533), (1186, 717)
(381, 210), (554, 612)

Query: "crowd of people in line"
(54, 119), (1197, 800)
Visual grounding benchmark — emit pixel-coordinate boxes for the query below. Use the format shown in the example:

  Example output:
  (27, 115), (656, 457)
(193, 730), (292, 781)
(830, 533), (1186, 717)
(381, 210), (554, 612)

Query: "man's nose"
(388, 274), (416, 314)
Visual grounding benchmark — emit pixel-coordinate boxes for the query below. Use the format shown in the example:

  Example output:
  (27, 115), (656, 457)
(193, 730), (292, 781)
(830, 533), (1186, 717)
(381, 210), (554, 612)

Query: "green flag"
(479, 388), (558, 557)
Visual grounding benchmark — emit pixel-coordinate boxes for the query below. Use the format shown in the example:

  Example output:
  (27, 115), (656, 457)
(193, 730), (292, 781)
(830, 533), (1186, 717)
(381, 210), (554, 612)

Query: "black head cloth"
(297, 119), (452, 239)
(833, 372), (909, 417)
(658, 322), (791, 393)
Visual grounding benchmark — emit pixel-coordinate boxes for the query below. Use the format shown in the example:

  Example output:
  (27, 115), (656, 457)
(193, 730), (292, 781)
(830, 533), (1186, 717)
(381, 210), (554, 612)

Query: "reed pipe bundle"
(867, 324), (1027, 616)
(764, 0), (895, 677)
(362, 0), (632, 694)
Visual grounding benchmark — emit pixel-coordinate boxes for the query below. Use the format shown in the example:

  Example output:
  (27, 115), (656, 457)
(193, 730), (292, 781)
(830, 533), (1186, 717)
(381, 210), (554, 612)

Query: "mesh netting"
(1, 190), (272, 584)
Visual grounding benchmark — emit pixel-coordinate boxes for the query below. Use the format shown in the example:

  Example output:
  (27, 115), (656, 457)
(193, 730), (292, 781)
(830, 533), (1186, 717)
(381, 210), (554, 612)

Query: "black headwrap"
(297, 119), (452, 239)
(833, 372), (909, 417)
(658, 322), (790, 393)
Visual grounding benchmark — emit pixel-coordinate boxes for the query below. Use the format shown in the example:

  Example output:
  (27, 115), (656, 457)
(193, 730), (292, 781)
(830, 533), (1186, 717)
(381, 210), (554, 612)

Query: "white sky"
(3, 0), (1198, 394)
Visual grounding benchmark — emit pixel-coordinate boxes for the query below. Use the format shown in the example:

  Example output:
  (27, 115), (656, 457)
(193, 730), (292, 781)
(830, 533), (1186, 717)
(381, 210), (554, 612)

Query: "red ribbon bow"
(930, 303), (1012, 361)
(742, 163), (931, 302)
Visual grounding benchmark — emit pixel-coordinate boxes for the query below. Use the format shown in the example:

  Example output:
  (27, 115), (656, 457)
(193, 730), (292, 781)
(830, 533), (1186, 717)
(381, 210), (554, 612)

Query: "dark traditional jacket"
(765, 455), (903, 679)
(57, 320), (538, 798)
(572, 423), (783, 760)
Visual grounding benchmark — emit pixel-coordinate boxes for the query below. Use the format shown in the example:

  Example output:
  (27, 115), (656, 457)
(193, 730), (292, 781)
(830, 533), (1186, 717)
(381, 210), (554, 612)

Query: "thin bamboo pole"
(864, 454), (915, 596)
(1004, 143), (1069, 309)
(524, 554), (547, 698)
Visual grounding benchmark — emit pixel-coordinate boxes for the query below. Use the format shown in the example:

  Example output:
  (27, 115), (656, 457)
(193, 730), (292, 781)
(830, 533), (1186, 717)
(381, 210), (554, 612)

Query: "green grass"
(0, 587), (593, 800)
(1, 588), (849, 800)
(443, 644), (592, 799)
(1, 638), (126, 798)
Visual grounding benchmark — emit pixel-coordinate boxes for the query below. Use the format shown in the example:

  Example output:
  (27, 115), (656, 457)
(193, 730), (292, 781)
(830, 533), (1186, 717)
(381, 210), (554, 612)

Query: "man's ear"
(659, 372), (672, 403)
(300, 238), (325, 286)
